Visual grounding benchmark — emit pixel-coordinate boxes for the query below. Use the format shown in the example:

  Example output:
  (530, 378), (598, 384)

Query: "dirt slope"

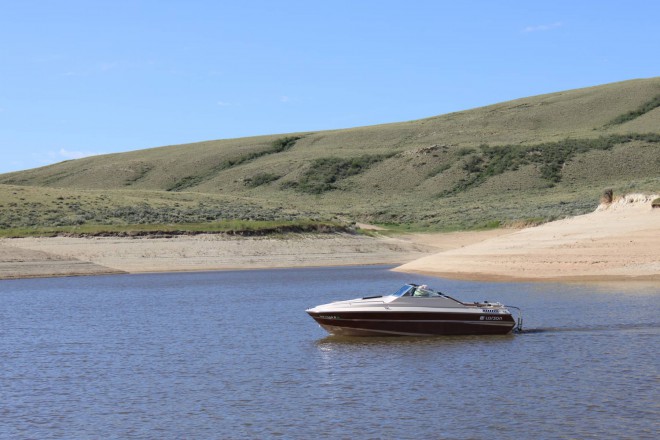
(395, 194), (660, 281)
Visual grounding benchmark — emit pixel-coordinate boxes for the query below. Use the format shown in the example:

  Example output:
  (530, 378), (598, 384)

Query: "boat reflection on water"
(307, 283), (522, 337)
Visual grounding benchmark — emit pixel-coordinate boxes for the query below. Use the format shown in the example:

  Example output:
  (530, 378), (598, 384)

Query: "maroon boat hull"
(307, 310), (516, 336)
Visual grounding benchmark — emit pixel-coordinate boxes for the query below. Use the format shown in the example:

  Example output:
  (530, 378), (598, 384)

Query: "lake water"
(1, 266), (658, 439)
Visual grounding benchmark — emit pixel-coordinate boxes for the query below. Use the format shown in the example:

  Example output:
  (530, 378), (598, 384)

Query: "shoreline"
(398, 269), (660, 283)
(6, 260), (658, 283)
(0, 230), (509, 282)
(0, 232), (438, 281)
(2, 195), (659, 284)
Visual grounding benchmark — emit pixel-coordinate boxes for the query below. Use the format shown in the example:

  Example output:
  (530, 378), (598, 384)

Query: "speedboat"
(306, 283), (521, 336)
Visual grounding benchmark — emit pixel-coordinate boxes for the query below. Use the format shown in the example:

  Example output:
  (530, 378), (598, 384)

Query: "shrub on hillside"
(168, 136), (301, 191)
(606, 95), (660, 126)
(462, 155), (483, 173)
(601, 189), (614, 204)
(442, 133), (660, 195)
(283, 154), (392, 194)
(244, 173), (281, 187)
(456, 147), (475, 156)
(427, 163), (451, 177)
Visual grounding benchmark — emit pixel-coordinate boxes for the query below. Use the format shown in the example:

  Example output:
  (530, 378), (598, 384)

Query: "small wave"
(315, 333), (515, 347)
(520, 323), (660, 334)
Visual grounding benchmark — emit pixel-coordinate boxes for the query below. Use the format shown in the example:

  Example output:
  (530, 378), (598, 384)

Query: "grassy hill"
(1, 77), (659, 234)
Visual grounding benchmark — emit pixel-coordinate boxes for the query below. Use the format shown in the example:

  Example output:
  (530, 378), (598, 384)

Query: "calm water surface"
(1, 266), (658, 439)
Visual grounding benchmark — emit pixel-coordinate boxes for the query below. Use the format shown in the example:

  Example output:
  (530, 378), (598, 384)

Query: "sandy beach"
(396, 194), (660, 282)
(0, 228), (510, 280)
(0, 232), (442, 280)
(1, 194), (658, 282)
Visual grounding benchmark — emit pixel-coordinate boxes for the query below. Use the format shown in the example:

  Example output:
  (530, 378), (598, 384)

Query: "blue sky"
(1, 0), (658, 173)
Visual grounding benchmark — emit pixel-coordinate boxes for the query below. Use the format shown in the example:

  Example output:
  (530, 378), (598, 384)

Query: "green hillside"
(2, 77), (659, 234)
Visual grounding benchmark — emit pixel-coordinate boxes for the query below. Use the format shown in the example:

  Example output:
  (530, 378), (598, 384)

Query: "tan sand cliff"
(395, 194), (660, 281)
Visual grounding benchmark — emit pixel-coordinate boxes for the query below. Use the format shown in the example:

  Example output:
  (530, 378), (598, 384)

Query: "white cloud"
(523, 22), (563, 33)
(280, 96), (291, 103)
(217, 100), (232, 106)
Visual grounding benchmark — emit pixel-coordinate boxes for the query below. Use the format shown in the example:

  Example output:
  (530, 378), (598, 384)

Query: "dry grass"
(1, 77), (659, 232)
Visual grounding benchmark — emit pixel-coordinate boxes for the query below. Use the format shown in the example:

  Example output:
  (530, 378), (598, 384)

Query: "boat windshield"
(411, 287), (443, 297)
(391, 285), (414, 297)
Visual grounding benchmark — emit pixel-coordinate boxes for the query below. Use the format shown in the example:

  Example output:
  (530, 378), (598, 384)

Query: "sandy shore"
(395, 194), (660, 282)
(0, 228), (512, 280)
(0, 232), (440, 280)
